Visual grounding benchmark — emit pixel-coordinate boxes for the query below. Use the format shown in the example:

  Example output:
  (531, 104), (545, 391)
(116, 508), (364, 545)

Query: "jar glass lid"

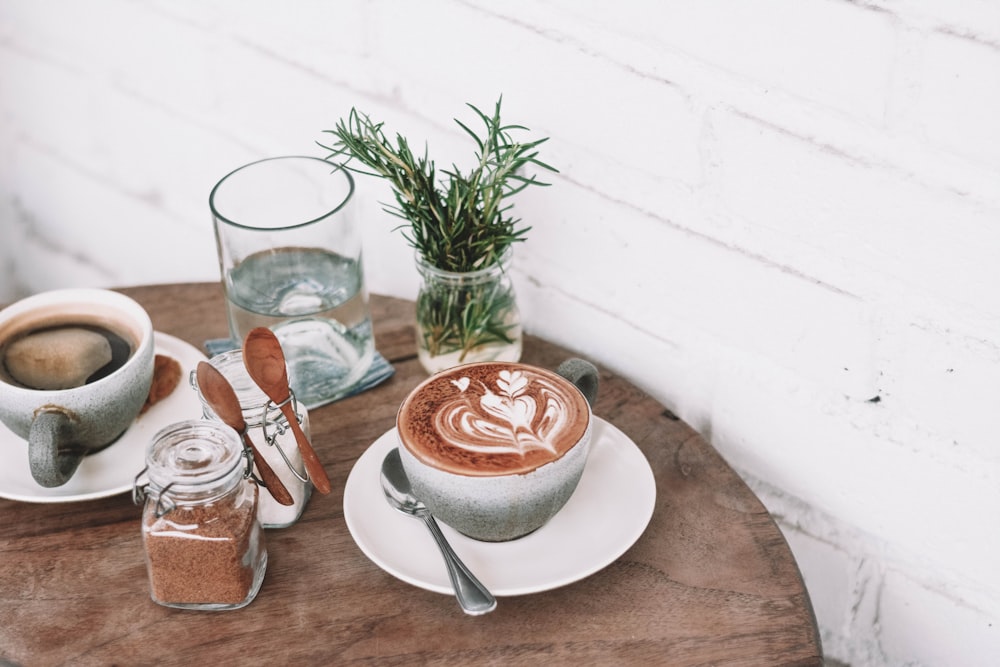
(146, 419), (244, 493)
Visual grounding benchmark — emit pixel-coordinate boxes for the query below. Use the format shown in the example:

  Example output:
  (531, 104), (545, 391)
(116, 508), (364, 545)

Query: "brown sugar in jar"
(139, 419), (267, 610)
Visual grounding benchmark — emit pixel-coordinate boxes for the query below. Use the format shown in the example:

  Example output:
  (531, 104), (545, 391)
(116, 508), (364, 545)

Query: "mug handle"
(556, 358), (599, 407)
(28, 408), (87, 488)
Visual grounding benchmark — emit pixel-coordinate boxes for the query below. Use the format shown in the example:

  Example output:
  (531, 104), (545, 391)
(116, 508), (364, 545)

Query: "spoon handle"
(243, 433), (294, 506)
(279, 403), (331, 495)
(420, 513), (497, 615)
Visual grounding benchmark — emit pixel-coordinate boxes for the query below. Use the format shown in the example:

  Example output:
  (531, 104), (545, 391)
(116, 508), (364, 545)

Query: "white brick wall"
(2, 1), (999, 663)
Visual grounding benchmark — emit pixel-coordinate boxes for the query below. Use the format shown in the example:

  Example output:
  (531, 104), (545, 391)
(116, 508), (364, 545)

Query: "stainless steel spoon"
(380, 448), (497, 615)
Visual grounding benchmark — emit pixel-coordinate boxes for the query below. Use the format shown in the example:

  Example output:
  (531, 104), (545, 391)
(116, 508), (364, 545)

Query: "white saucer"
(0, 332), (206, 503)
(343, 417), (657, 597)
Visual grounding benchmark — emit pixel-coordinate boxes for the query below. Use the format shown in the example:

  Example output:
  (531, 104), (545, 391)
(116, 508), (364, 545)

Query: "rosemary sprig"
(319, 97), (555, 363)
(319, 97), (557, 273)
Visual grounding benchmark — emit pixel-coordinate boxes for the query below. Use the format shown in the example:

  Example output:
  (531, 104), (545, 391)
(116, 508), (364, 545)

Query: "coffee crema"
(397, 362), (590, 476)
(0, 306), (138, 391)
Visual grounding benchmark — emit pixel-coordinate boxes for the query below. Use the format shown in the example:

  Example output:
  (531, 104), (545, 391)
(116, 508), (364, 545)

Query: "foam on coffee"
(397, 362), (590, 476)
(0, 304), (139, 390)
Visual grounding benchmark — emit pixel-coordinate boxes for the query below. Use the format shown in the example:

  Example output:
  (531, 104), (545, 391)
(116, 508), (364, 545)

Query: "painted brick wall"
(2, 2), (998, 664)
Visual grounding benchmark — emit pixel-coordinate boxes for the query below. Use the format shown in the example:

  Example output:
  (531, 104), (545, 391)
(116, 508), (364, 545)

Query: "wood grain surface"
(0, 283), (822, 666)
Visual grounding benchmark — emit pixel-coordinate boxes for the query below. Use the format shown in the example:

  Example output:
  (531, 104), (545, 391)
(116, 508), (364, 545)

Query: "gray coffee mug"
(397, 358), (599, 542)
(0, 289), (155, 487)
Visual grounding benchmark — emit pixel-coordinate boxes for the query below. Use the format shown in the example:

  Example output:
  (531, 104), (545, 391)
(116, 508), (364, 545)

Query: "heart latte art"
(440, 369), (568, 456)
(398, 363), (590, 476)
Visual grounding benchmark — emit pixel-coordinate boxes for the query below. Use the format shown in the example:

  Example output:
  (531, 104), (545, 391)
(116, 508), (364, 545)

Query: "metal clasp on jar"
(259, 391), (310, 484)
(132, 469), (177, 517)
(132, 450), (256, 517)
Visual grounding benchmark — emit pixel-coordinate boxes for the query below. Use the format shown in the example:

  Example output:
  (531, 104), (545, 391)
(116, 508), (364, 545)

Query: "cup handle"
(28, 408), (87, 488)
(556, 358), (599, 407)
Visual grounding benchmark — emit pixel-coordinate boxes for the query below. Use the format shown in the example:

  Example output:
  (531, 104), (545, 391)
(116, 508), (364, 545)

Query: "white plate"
(0, 332), (206, 503)
(343, 417), (657, 597)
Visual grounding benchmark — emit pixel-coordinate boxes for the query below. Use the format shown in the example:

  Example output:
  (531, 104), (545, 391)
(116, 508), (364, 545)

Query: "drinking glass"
(210, 155), (374, 408)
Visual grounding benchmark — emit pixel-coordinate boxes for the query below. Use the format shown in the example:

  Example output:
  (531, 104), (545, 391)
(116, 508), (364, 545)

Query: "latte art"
(438, 369), (569, 457)
(398, 362), (590, 476)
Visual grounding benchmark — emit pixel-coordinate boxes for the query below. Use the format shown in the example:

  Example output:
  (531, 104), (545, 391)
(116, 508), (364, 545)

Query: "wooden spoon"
(241, 328), (331, 495)
(196, 361), (294, 506)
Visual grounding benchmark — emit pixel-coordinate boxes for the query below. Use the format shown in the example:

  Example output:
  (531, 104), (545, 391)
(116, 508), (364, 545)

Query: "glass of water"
(209, 155), (375, 408)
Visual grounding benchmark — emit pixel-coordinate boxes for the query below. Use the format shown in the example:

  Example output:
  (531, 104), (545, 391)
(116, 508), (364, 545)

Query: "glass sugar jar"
(137, 419), (267, 611)
(190, 349), (312, 528)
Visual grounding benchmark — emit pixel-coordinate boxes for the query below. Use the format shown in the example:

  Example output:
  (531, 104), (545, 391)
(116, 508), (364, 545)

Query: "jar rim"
(415, 246), (513, 282)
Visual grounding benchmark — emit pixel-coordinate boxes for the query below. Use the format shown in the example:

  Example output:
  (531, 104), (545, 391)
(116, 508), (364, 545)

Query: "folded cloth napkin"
(204, 338), (395, 409)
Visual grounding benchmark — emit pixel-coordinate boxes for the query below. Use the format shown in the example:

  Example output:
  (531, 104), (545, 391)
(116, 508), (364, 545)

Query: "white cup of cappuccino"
(396, 359), (599, 542)
(0, 288), (155, 487)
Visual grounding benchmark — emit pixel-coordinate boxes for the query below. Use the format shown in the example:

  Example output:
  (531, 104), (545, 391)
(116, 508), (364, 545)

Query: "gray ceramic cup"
(0, 289), (155, 487)
(396, 358), (598, 542)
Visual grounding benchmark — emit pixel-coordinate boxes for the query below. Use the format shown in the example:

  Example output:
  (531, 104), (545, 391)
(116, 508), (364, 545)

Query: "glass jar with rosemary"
(320, 97), (556, 373)
(414, 246), (521, 372)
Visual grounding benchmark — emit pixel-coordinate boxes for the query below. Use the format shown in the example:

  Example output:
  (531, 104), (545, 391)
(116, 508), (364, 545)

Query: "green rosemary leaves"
(321, 97), (557, 273)
(321, 97), (556, 368)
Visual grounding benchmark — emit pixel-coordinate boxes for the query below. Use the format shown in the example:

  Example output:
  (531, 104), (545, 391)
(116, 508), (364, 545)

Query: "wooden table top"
(0, 282), (822, 666)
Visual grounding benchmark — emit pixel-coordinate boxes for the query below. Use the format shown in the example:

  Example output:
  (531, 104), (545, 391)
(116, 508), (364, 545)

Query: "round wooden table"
(0, 283), (822, 665)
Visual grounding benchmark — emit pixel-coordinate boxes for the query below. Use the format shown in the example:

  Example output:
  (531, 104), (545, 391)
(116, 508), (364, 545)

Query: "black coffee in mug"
(0, 321), (136, 391)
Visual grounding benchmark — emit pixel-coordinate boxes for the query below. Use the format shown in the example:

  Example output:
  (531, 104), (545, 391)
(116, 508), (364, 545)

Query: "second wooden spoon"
(196, 361), (294, 506)
(242, 328), (331, 495)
